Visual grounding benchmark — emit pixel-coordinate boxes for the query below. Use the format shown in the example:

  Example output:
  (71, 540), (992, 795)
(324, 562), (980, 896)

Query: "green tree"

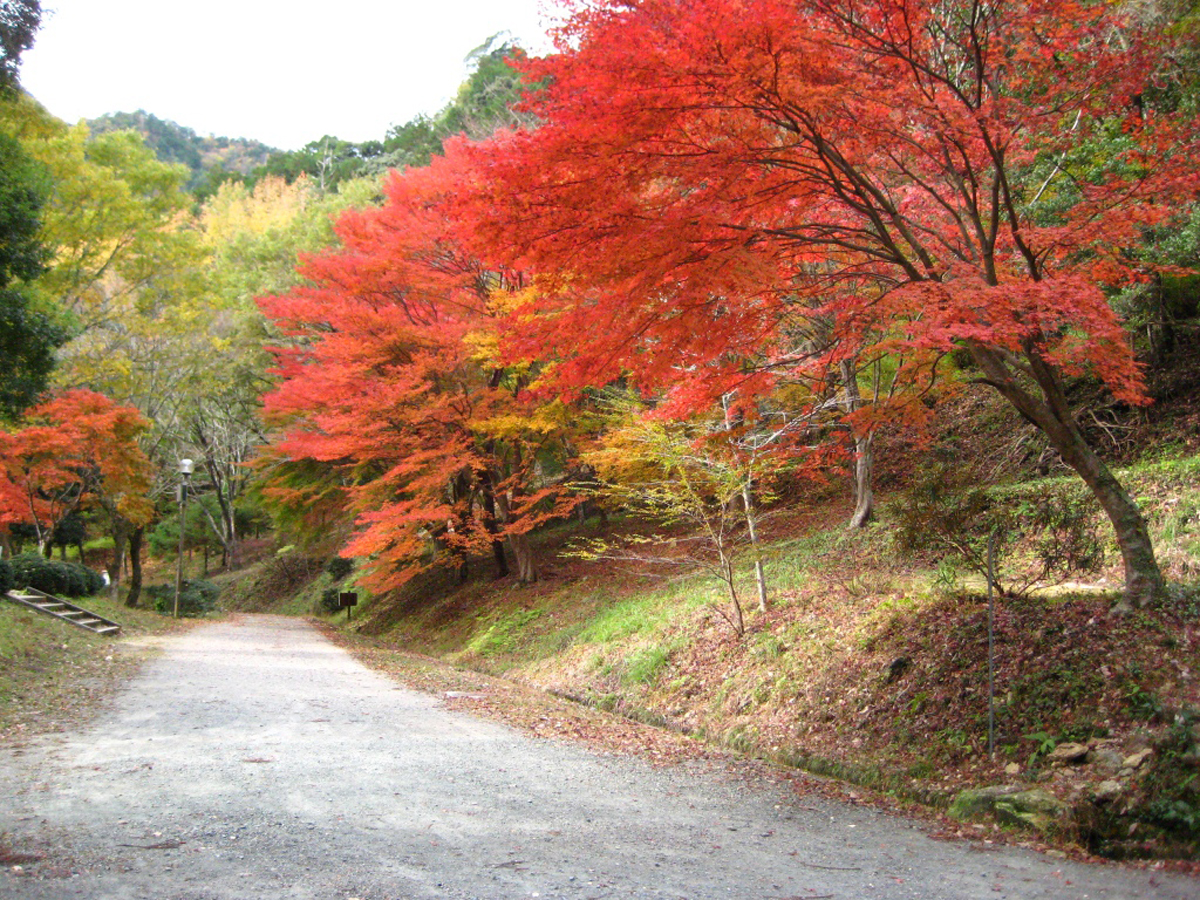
(0, 123), (64, 418)
(0, 0), (40, 89)
(0, 126), (45, 282)
(87, 110), (277, 197)
(0, 295), (63, 417)
(147, 492), (226, 575)
(0, 97), (216, 603)
(187, 173), (381, 569)
(441, 35), (537, 139)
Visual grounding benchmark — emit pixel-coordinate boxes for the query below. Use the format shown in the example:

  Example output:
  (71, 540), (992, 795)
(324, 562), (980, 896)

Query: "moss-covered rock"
(949, 785), (1072, 836)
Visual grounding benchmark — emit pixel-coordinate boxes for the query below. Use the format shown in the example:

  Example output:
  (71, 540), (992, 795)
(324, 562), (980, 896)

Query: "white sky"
(19, 0), (560, 151)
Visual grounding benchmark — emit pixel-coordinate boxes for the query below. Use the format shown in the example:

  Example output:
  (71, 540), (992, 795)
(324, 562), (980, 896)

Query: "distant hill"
(86, 110), (278, 193)
(85, 36), (534, 197)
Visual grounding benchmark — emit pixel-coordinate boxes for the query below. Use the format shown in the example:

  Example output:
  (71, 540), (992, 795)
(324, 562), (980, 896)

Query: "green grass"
(0, 603), (60, 694)
(463, 608), (544, 657)
(764, 531), (840, 586)
(622, 643), (674, 686)
(575, 580), (710, 644)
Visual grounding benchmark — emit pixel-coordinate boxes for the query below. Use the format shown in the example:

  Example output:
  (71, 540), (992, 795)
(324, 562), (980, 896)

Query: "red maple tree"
(0, 390), (153, 589)
(460, 0), (1200, 608)
(259, 157), (577, 594)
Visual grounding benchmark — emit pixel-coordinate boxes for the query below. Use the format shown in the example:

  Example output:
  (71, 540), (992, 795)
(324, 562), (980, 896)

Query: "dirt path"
(0, 615), (1193, 899)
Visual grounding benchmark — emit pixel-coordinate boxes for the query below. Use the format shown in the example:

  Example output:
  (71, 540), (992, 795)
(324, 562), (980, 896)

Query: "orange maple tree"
(0, 389), (154, 589)
(460, 0), (1200, 608)
(259, 157), (577, 594)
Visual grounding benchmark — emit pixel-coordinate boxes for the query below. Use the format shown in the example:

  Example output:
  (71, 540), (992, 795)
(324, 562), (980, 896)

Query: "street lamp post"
(174, 458), (194, 619)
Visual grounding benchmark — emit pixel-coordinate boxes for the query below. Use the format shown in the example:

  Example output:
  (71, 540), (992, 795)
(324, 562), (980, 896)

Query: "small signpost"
(339, 591), (358, 621)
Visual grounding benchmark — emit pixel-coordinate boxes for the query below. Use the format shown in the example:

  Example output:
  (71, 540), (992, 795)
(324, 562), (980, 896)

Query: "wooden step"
(3, 588), (121, 636)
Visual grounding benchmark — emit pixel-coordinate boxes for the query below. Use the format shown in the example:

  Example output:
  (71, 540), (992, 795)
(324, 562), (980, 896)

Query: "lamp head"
(178, 458), (195, 478)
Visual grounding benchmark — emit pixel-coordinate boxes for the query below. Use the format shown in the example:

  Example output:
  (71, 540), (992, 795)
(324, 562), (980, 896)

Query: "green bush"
(320, 587), (343, 613)
(145, 579), (221, 617)
(892, 466), (1104, 596)
(9, 552), (105, 597)
(0, 558), (11, 594)
(325, 556), (353, 581)
(1136, 709), (1200, 841)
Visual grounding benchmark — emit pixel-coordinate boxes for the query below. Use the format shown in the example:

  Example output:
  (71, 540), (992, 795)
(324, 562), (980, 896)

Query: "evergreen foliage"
(320, 586), (343, 613)
(0, 127), (48, 283)
(144, 578), (220, 617)
(8, 552), (104, 597)
(48, 510), (86, 552)
(0, 126), (65, 418)
(0, 0), (39, 89)
(0, 291), (64, 418)
(86, 110), (277, 195)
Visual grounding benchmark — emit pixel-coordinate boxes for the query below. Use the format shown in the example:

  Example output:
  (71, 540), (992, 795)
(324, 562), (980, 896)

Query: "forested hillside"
(86, 110), (276, 195)
(2, 0), (1200, 861)
(90, 37), (531, 198)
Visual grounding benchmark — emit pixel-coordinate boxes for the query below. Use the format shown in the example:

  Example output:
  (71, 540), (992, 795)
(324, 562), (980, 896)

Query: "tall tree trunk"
(971, 344), (1165, 610)
(200, 452), (239, 572)
(107, 517), (129, 603)
(840, 358), (874, 529)
(480, 472), (510, 579)
(1049, 429), (1162, 611)
(491, 539), (509, 577)
(509, 531), (538, 583)
(225, 509), (238, 570)
(496, 492), (538, 584)
(125, 525), (144, 608)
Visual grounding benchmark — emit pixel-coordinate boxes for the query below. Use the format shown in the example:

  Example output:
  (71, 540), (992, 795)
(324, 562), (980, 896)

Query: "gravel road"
(0, 614), (1194, 900)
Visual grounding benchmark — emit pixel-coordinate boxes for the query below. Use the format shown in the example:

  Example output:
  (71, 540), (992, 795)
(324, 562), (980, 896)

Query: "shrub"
(892, 465), (1104, 596)
(0, 559), (11, 594)
(258, 554), (324, 600)
(325, 556), (353, 581)
(320, 587), (343, 614)
(145, 579), (221, 617)
(8, 552), (105, 597)
(1135, 709), (1200, 843)
(80, 565), (106, 595)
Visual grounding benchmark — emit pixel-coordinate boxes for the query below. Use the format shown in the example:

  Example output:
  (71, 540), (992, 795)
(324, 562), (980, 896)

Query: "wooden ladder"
(4, 587), (122, 636)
